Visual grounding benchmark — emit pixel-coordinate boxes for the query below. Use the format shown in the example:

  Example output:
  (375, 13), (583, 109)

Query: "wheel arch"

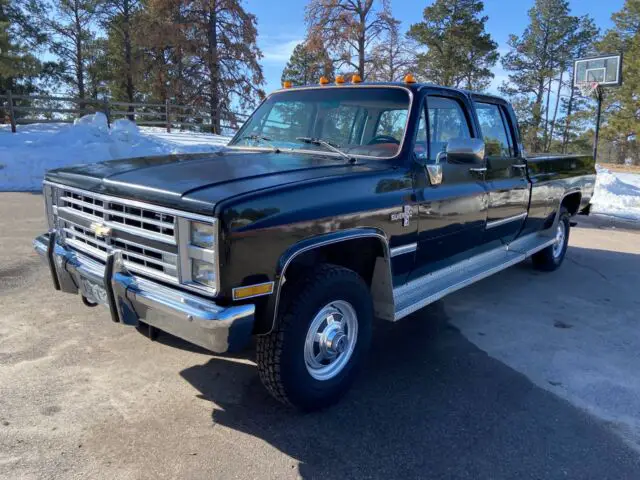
(260, 229), (393, 334)
(560, 190), (583, 216)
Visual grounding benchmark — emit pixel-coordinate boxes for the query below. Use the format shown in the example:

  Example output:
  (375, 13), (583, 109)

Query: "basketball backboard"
(574, 54), (622, 87)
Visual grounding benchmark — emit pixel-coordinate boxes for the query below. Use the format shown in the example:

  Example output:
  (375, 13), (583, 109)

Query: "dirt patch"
(0, 259), (42, 293)
(599, 163), (640, 174)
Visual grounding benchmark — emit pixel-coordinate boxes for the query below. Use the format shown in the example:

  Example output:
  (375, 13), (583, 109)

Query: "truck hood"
(45, 149), (385, 215)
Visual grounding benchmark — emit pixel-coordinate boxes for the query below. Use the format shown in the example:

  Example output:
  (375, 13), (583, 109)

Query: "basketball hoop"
(573, 53), (623, 163)
(577, 81), (600, 98)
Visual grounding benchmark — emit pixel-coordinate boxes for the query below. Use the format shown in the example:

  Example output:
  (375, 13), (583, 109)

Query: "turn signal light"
(282, 80), (292, 88)
(232, 282), (274, 300)
(351, 74), (362, 84)
(319, 76), (330, 85)
(404, 73), (417, 84)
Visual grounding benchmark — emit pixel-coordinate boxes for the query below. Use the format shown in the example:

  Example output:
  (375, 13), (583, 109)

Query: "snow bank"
(591, 165), (640, 222)
(2, 117), (640, 224)
(0, 114), (231, 191)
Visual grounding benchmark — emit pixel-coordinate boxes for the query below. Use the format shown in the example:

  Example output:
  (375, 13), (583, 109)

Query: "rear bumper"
(33, 232), (254, 353)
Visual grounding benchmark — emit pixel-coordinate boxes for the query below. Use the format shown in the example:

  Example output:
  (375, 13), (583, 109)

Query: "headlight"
(177, 218), (219, 294)
(192, 259), (217, 288)
(191, 221), (215, 249)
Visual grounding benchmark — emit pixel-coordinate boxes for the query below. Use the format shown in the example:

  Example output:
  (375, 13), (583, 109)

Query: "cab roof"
(273, 81), (506, 103)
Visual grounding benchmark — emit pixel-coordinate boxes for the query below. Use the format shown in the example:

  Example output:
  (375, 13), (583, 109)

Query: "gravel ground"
(1, 193), (640, 479)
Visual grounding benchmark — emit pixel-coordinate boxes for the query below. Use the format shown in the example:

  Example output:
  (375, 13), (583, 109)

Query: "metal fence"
(0, 91), (249, 135)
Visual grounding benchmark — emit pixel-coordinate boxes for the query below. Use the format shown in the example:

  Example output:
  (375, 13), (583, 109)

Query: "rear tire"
(256, 264), (373, 411)
(532, 206), (570, 271)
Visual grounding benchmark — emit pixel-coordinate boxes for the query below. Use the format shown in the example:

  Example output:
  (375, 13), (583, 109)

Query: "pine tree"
(305, 0), (394, 80)
(135, 0), (265, 133)
(407, 0), (498, 90)
(85, 37), (110, 100)
(180, 0), (265, 133)
(557, 17), (598, 153)
(100, 0), (144, 105)
(596, 0), (640, 164)
(43, 0), (102, 100)
(0, 0), (47, 94)
(500, 0), (583, 152)
(136, 0), (185, 103)
(281, 41), (333, 86)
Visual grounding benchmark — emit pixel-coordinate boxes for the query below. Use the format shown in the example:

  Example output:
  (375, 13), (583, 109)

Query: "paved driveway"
(1, 193), (639, 479)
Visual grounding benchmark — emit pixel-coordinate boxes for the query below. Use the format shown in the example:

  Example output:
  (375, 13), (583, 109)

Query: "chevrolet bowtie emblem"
(90, 222), (112, 238)
(390, 205), (413, 227)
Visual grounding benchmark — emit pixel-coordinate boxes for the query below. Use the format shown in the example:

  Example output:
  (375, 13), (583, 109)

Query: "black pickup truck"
(34, 80), (596, 410)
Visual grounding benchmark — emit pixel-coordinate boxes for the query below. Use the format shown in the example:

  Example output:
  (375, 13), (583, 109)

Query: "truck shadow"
(180, 295), (640, 479)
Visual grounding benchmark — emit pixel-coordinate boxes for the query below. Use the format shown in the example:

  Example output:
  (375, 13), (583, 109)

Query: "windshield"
(229, 87), (411, 159)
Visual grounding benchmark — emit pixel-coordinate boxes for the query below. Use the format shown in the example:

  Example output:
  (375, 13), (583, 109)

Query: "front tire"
(256, 264), (373, 411)
(532, 206), (571, 271)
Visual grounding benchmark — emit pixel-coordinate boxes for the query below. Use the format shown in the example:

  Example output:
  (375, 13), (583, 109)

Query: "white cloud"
(261, 38), (304, 65)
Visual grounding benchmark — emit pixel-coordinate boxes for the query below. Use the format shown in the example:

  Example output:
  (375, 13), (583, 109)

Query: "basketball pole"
(593, 86), (603, 163)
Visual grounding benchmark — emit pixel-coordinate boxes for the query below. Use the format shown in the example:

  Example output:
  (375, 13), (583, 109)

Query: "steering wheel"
(368, 135), (400, 145)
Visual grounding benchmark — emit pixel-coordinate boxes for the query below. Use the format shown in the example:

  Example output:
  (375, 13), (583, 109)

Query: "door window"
(426, 96), (471, 161)
(474, 102), (513, 157)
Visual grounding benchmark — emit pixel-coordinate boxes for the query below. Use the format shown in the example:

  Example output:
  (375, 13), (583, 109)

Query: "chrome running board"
(393, 231), (556, 321)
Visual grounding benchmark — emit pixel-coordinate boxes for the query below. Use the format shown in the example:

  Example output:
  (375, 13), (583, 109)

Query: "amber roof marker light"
(404, 73), (417, 84)
(282, 80), (293, 88)
(335, 75), (345, 85)
(319, 76), (330, 85)
(351, 74), (362, 84)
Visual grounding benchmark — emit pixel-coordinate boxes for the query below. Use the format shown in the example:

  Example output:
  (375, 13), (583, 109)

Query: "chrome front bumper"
(33, 232), (255, 353)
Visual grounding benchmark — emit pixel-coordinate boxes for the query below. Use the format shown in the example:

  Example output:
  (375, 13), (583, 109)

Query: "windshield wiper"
(237, 134), (280, 152)
(296, 137), (355, 163)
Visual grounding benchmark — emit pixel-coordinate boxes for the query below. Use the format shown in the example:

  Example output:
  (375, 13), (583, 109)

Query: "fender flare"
(542, 188), (582, 237)
(263, 228), (391, 334)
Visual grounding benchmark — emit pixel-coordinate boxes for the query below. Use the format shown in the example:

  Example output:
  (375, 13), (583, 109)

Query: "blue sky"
(246, 0), (624, 94)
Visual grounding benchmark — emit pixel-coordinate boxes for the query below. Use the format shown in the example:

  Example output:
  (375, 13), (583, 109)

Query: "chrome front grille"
(59, 218), (179, 282)
(46, 182), (219, 296)
(60, 189), (176, 241)
(53, 186), (181, 284)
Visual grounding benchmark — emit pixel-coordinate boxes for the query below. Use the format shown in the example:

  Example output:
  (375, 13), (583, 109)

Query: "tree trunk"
(208, 2), (220, 134)
(531, 76), (546, 152)
(358, 34), (366, 79)
(561, 84), (576, 153)
(74, 1), (85, 109)
(357, 5), (366, 79)
(542, 77), (553, 152)
(123, 0), (135, 120)
(547, 69), (564, 152)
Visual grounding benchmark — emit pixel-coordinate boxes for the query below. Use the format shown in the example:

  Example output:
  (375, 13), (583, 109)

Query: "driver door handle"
(469, 167), (487, 173)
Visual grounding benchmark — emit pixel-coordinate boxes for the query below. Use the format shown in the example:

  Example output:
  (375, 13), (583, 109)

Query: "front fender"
(260, 228), (391, 335)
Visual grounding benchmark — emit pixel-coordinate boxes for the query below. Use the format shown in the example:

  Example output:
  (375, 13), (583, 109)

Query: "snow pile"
(0, 114), (231, 191)
(2, 116), (640, 224)
(590, 165), (640, 222)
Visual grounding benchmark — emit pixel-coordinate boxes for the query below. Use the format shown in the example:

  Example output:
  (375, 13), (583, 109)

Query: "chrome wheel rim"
(304, 300), (358, 381)
(552, 221), (566, 258)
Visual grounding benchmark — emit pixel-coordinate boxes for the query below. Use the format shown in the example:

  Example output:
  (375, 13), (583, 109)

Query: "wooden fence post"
(7, 90), (16, 133)
(165, 100), (171, 133)
(103, 99), (111, 128)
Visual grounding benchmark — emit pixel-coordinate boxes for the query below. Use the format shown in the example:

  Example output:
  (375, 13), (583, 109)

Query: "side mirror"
(446, 138), (485, 164)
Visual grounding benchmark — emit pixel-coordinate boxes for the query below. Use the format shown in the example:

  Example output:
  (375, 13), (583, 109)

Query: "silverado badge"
(390, 205), (413, 227)
(90, 222), (112, 238)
